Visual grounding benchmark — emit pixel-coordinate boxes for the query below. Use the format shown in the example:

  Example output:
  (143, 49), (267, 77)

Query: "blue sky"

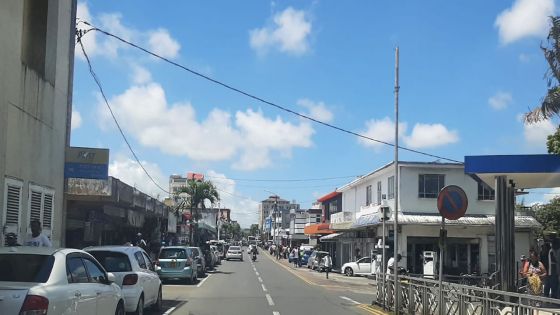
(72, 0), (559, 227)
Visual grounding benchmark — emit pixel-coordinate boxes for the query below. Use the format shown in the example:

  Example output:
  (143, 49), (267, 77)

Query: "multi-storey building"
(0, 0), (77, 246)
(258, 195), (300, 230)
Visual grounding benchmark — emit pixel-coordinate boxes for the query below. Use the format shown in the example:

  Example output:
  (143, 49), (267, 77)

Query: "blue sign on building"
(64, 163), (109, 180)
(265, 217), (272, 231)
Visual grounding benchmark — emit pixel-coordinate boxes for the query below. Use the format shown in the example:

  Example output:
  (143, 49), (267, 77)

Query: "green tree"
(535, 196), (560, 236)
(178, 179), (220, 245)
(249, 224), (260, 236)
(525, 17), (560, 123)
(547, 128), (560, 154)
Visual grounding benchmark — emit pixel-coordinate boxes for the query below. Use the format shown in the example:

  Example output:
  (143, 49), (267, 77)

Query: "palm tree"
(178, 179), (220, 245)
(525, 16), (560, 123)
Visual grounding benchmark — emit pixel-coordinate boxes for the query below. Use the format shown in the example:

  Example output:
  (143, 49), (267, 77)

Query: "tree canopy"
(535, 196), (560, 236)
(525, 16), (560, 123)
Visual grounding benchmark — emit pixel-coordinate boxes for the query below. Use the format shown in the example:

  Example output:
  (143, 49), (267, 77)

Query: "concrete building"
(0, 0), (77, 246)
(325, 161), (540, 275)
(258, 195), (300, 230)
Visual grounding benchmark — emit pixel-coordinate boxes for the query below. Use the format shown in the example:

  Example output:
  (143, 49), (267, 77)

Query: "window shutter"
(30, 190), (42, 223)
(43, 193), (53, 229)
(6, 185), (21, 226)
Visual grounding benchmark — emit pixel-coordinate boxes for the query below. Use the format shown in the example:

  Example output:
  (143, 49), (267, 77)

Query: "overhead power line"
(76, 32), (171, 195)
(205, 175), (360, 182)
(78, 21), (463, 164)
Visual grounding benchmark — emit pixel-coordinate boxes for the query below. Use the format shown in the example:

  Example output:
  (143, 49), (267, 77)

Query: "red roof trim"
(317, 191), (341, 202)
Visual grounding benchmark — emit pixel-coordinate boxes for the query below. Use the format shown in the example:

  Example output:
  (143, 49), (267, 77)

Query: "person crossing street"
(322, 253), (333, 279)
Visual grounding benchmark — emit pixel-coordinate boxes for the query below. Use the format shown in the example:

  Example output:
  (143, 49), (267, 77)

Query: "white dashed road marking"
(256, 272), (260, 276)
(258, 276), (263, 282)
(273, 312), (280, 315)
(262, 284), (267, 292)
(339, 296), (361, 305)
(266, 294), (275, 306)
(162, 307), (176, 315)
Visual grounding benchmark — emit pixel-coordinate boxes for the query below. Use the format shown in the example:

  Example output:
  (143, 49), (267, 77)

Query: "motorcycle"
(252, 252), (257, 262)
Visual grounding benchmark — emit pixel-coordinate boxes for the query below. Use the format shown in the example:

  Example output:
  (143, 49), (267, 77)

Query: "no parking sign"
(437, 185), (468, 220)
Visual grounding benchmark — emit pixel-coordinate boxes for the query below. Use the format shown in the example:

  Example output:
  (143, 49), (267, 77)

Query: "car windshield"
(229, 246), (241, 251)
(160, 248), (191, 259)
(88, 251), (132, 272)
(0, 254), (54, 283)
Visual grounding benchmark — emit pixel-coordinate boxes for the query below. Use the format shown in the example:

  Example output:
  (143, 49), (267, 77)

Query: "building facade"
(258, 195), (300, 230)
(0, 0), (77, 246)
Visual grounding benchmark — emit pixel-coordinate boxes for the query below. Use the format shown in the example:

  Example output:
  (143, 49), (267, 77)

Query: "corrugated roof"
(382, 214), (541, 228)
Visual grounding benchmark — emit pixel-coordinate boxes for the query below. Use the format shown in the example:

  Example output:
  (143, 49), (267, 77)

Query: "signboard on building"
(64, 147), (109, 179)
(265, 217), (272, 231)
(168, 212), (177, 233)
(330, 211), (354, 224)
(187, 172), (204, 181)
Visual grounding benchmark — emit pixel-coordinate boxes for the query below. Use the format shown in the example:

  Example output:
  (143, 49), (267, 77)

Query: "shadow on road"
(207, 270), (234, 275)
(145, 299), (187, 315)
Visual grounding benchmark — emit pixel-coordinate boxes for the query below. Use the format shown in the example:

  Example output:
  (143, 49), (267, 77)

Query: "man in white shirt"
(25, 220), (52, 247)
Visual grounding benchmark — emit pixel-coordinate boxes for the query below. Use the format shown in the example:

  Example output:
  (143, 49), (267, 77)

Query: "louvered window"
(3, 178), (23, 245)
(28, 185), (54, 238)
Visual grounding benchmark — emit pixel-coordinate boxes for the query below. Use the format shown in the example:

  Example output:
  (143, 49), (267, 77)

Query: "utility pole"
(393, 46), (401, 314)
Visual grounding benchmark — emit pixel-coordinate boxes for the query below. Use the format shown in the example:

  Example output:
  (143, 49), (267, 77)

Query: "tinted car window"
(142, 252), (154, 271)
(67, 257), (89, 283)
(359, 257), (372, 264)
(83, 258), (107, 283)
(229, 246), (241, 251)
(135, 251), (147, 269)
(0, 254), (54, 283)
(88, 251), (132, 272)
(160, 248), (190, 259)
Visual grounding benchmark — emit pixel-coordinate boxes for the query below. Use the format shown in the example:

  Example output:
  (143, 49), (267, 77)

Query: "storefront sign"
(64, 147), (109, 179)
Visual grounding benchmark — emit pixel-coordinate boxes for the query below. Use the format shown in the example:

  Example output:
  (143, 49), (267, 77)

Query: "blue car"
(299, 250), (313, 265)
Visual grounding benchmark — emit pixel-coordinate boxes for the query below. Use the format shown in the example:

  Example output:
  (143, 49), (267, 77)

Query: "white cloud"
(206, 170), (259, 228)
(297, 98), (334, 123)
(523, 119), (556, 146)
(130, 64), (152, 84)
(404, 123), (459, 149)
(250, 7), (312, 56)
(358, 118), (459, 150)
(488, 91), (513, 110)
(76, 2), (180, 60)
(495, 0), (554, 44)
(109, 156), (167, 199)
(71, 110), (82, 130)
(358, 117), (406, 151)
(148, 28), (181, 59)
(98, 75), (315, 171)
(519, 53), (531, 62)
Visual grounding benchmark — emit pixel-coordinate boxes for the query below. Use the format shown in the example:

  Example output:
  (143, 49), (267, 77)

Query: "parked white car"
(342, 256), (373, 276)
(85, 245), (162, 314)
(0, 246), (125, 315)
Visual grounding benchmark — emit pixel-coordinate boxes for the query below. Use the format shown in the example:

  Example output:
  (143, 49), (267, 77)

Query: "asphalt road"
(153, 249), (384, 315)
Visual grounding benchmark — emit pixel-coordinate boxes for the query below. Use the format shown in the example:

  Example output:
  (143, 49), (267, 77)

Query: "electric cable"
(78, 21), (463, 164)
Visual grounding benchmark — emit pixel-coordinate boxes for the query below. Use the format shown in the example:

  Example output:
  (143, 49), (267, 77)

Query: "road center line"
(258, 276), (263, 282)
(256, 271), (260, 276)
(273, 312), (280, 315)
(197, 274), (212, 288)
(339, 296), (361, 305)
(262, 284), (268, 291)
(266, 293), (275, 306)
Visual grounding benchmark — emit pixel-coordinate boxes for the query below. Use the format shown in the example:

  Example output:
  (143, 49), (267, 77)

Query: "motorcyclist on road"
(251, 245), (258, 261)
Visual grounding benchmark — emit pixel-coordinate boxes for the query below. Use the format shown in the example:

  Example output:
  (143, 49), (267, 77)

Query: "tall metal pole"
(438, 217), (445, 315)
(393, 46), (400, 314)
(382, 214), (386, 309)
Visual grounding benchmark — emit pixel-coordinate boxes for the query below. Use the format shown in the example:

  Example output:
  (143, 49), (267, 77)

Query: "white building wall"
(0, 0), (76, 247)
(399, 165), (495, 215)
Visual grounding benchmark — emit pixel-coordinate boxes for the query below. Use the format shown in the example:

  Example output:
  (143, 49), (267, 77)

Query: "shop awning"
(319, 232), (343, 242)
(393, 214), (541, 228)
(330, 221), (354, 230)
(304, 223), (335, 235)
(351, 213), (381, 229)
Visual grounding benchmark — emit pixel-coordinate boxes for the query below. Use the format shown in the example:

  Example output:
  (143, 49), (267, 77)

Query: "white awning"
(319, 232), (343, 242)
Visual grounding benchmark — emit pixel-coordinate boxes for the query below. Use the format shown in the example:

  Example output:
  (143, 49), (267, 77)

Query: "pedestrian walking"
(25, 220), (52, 247)
(551, 238), (560, 298)
(292, 247), (299, 268)
(322, 253), (333, 279)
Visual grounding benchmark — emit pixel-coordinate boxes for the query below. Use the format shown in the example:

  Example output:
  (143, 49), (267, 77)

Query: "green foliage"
(178, 179), (220, 220)
(249, 224), (260, 236)
(535, 196), (560, 236)
(547, 127), (560, 154)
(525, 17), (560, 123)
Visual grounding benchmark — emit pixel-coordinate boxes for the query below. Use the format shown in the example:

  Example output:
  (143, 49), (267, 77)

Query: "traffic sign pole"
(438, 216), (445, 315)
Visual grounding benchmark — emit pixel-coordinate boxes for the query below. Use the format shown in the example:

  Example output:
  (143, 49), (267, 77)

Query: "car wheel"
(345, 267), (354, 277)
(152, 287), (162, 311)
(133, 295), (144, 315)
(115, 301), (125, 315)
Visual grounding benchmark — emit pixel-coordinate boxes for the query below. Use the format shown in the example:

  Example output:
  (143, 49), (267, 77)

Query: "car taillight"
(123, 273), (138, 285)
(19, 295), (48, 315)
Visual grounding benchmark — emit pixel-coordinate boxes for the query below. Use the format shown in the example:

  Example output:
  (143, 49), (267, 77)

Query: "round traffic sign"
(437, 185), (468, 220)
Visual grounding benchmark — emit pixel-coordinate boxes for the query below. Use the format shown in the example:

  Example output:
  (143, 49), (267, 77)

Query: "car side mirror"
(106, 272), (116, 284)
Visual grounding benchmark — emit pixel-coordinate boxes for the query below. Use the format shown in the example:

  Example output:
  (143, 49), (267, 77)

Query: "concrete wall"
(341, 163), (495, 216)
(399, 165), (495, 215)
(0, 0), (76, 247)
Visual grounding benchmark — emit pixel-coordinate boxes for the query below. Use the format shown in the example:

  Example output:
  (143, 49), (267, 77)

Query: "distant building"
(0, 0), (77, 247)
(258, 195), (300, 229)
